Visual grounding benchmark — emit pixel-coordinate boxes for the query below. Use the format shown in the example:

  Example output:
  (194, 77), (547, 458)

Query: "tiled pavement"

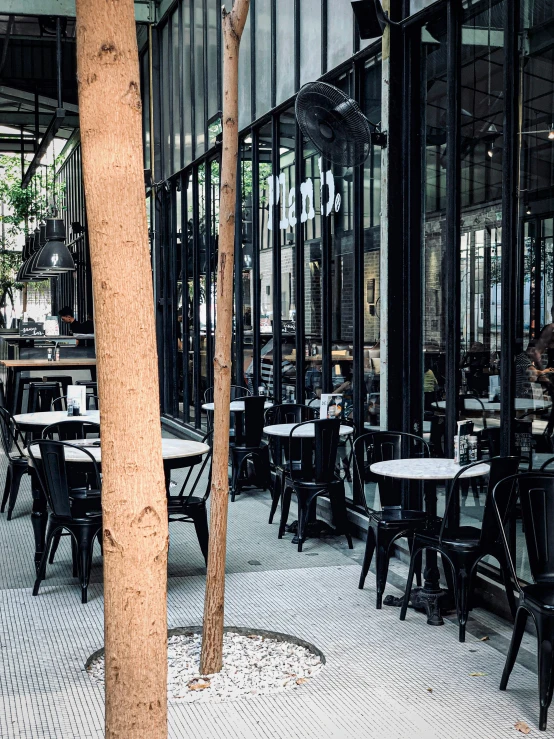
(0, 435), (550, 738)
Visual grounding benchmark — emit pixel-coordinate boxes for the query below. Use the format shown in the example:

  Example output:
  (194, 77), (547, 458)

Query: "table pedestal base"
(383, 587), (453, 626)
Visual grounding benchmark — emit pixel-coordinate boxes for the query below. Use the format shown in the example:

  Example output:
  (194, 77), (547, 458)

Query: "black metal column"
(500, 0), (520, 456)
(444, 0), (462, 456)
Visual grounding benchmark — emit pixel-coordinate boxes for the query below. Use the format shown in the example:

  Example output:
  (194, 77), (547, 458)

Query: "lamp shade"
(35, 239), (75, 272)
(39, 223), (47, 247)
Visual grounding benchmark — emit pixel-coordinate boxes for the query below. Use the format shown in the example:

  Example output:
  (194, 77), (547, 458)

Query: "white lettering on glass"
(266, 158), (339, 230)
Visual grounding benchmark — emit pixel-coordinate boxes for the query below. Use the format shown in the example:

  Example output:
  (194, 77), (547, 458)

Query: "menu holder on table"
(66, 384), (87, 416)
(320, 393), (343, 420)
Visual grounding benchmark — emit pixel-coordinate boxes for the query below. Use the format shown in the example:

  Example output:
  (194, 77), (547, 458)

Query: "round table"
(24, 436), (210, 568)
(202, 400), (273, 412)
(370, 457), (489, 626)
(14, 409), (100, 431)
(263, 422), (354, 437)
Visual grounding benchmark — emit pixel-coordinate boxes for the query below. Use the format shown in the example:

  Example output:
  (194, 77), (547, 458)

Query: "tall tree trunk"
(200, 0), (250, 675)
(74, 2), (168, 737)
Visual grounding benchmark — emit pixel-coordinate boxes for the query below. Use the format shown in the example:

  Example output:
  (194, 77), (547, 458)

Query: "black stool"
(43, 375), (73, 398)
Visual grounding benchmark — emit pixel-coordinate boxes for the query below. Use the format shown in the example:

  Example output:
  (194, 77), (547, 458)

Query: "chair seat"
(69, 488), (101, 500)
(167, 495), (205, 512)
(9, 455), (27, 465)
(416, 525), (481, 550)
(371, 508), (428, 527)
(522, 583), (554, 610)
(50, 510), (102, 524)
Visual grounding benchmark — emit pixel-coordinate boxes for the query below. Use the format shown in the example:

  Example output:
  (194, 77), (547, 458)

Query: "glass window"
(240, 138), (255, 389)
(207, 0), (219, 120)
(276, 0), (295, 105)
(254, 0), (272, 118)
(161, 22), (170, 178)
(300, 0), (321, 85)
(141, 51), (150, 171)
(182, 0), (193, 165)
(238, 9), (252, 128)
(326, 0), (354, 71)
(172, 11), (181, 172)
(195, 2), (206, 154)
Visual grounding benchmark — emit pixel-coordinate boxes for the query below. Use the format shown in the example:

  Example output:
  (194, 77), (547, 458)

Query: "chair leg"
(1, 464), (12, 513)
(358, 525), (376, 590)
(297, 500), (308, 553)
(500, 607), (529, 691)
(328, 482), (353, 549)
(374, 529), (393, 609)
(33, 524), (58, 596)
(49, 531), (63, 564)
(278, 486), (293, 539)
(191, 508), (210, 564)
(76, 528), (97, 604)
(415, 548), (423, 588)
(7, 465), (27, 520)
(456, 567), (470, 643)
(400, 546), (421, 622)
(268, 471), (282, 524)
(536, 615), (554, 731)
(71, 536), (78, 577)
(498, 550), (518, 620)
(230, 454), (249, 502)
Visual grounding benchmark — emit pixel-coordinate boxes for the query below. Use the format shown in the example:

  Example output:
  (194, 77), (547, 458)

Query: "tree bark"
(200, 0), (250, 676)
(74, 2), (168, 737)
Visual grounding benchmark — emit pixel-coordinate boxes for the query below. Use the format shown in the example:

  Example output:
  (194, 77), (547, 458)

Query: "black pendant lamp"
(35, 218), (75, 273)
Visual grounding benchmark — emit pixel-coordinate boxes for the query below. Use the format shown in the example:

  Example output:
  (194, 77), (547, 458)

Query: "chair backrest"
(265, 403), (316, 425)
(492, 472), (554, 596)
(203, 385), (251, 404)
(42, 421), (100, 441)
(27, 440), (101, 519)
(478, 426), (501, 458)
(174, 432), (213, 503)
(0, 406), (24, 457)
(28, 382), (62, 413)
(289, 418), (341, 484)
(439, 456), (520, 545)
(51, 395), (100, 411)
(353, 431), (430, 508)
(234, 395), (266, 447)
(518, 472), (554, 584)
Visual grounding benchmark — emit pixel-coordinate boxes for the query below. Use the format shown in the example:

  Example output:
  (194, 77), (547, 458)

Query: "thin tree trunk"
(200, 0), (250, 676)
(74, 2), (168, 737)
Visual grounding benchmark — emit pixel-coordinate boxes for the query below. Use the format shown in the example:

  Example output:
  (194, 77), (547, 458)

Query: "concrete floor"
(0, 434), (550, 738)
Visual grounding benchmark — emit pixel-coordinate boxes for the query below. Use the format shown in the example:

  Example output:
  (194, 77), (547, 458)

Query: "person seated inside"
(58, 306), (95, 335)
(515, 339), (554, 398)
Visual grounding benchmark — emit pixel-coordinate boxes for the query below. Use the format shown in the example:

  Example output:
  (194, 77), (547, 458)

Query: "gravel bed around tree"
(87, 630), (324, 703)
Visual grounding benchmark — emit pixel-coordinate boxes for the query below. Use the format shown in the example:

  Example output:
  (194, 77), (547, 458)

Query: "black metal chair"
(229, 395), (271, 501)
(400, 456), (520, 642)
(167, 433), (213, 564)
(279, 418), (353, 553)
(41, 422), (101, 566)
(203, 384), (251, 432)
(265, 403), (317, 525)
(28, 382), (62, 413)
(42, 375), (73, 398)
(51, 395), (100, 412)
(28, 440), (102, 604)
(354, 431), (429, 608)
(494, 472), (554, 731)
(0, 406), (28, 520)
(42, 420), (100, 441)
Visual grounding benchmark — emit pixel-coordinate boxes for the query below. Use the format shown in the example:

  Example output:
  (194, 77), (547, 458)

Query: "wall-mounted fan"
(295, 81), (385, 168)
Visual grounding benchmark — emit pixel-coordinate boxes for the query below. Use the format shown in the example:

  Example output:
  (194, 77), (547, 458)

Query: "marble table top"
(434, 398), (551, 412)
(25, 437), (210, 462)
(370, 458), (489, 480)
(14, 410), (100, 428)
(202, 400), (273, 412)
(263, 422), (354, 437)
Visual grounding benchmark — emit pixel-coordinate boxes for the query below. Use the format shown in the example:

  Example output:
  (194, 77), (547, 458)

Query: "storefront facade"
(146, 0), (554, 510)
